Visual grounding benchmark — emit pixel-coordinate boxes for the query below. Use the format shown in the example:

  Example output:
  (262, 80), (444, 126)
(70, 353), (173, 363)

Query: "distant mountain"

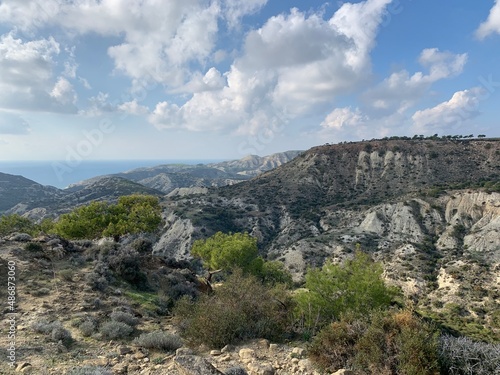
(0, 172), (62, 213)
(0, 150), (303, 217)
(67, 151), (303, 194)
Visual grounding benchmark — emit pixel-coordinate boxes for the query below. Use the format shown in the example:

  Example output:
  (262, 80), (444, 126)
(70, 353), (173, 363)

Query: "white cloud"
(118, 100), (149, 116)
(222, 0), (268, 29)
(80, 92), (116, 117)
(476, 0), (500, 39)
(0, 32), (77, 113)
(51, 77), (77, 105)
(150, 0), (394, 134)
(362, 48), (467, 116)
(321, 107), (367, 130)
(412, 88), (484, 133)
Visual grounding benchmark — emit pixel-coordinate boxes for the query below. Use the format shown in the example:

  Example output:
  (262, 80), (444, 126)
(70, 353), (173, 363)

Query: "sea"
(0, 160), (223, 189)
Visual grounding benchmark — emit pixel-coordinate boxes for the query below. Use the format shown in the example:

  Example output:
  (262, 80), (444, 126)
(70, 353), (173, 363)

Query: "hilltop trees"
(54, 194), (162, 241)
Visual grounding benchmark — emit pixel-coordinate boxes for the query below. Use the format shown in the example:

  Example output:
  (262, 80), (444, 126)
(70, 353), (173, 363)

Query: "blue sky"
(0, 0), (499, 161)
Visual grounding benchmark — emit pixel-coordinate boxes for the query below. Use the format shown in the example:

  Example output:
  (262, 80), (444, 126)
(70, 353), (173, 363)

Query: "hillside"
(0, 172), (63, 213)
(154, 139), (500, 340)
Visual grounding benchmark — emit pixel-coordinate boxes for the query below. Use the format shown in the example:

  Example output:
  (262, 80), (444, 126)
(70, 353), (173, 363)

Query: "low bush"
(79, 320), (97, 337)
(438, 335), (500, 375)
(132, 331), (182, 351)
(24, 242), (44, 252)
(32, 319), (73, 347)
(175, 269), (293, 349)
(309, 310), (440, 375)
(100, 321), (133, 340)
(110, 310), (140, 327)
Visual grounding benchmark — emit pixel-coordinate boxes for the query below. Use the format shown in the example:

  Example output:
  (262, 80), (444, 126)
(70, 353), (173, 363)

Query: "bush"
(309, 310), (440, 375)
(439, 335), (500, 375)
(110, 311), (140, 327)
(79, 320), (97, 337)
(0, 214), (37, 236)
(131, 237), (153, 253)
(100, 321), (133, 340)
(24, 242), (44, 252)
(66, 366), (112, 375)
(295, 251), (398, 334)
(132, 331), (182, 351)
(51, 326), (73, 346)
(175, 269), (293, 349)
(107, 247), (149, 290)
(32, 320), (73, 347)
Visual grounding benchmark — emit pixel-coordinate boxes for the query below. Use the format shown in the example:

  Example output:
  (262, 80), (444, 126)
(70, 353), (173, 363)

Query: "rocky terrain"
(153, 138), (500, 340)
(1, 138), (499, 373)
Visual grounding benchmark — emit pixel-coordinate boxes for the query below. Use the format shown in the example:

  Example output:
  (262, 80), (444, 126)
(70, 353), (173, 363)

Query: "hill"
(154, 138), (500, 340)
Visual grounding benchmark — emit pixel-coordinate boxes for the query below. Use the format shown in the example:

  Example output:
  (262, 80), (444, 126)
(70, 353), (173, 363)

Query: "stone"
(15, 363), (32, 373)
(221, 344), (234, 353)
(174, 355), (224, 375)
(210, 350), (222, 356)
(291, 347), (306, 358)
(258, 339), (270, 349)
(118, 345), (132, 355)
(176, 347), (194, 356)
(238, 348), (256, 360)
(134, 351), (147, 359)
(268, 344), (278, 353)
(112, 363), (128, 374)
(247, 362), (274, 375)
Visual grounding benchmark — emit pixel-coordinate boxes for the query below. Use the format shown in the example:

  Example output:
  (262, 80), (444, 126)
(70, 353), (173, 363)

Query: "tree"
(0, 214), (37, 236)
(191, 232), (259, 273)
(54, 194), (162, 240)
(295, 251), (398, 334)
(191, 231), (292, 286)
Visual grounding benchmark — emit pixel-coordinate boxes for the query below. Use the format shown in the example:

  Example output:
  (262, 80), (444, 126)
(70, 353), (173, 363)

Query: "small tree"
(54, 194), (162, 240)
(295, 251), (398, 334)
(191, 232), (259, 272)
(0, 214), (37, 236)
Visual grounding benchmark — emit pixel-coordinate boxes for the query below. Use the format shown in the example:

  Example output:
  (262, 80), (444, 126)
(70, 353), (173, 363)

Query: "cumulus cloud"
(476, 0), (500, 39)
(50, 77), (77, 105)
(321, 107), (367, 130)
(118, 100), (149, 116)
(150, 0), (394, 134)
(411, 88), (484, 133)
(362, 48), (467, 116)
(0, 32), (77, 113)
(222, 0), (268, 29)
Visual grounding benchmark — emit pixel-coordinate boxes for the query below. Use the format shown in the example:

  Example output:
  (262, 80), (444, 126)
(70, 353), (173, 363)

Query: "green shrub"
(175, 269), (293, 349)
(24, 242), (44, 252)
(439, 335), (500, 375)
(309, 310), (440, 375)
(100, 321), (133, 340)
(132, 331), (182, 351)
(110, 311), (139, 327)
(32, 319), (73, 347)
(79, 320), (96, 337)
(295, 251), (398, 334)
(0, 214), (37, 236)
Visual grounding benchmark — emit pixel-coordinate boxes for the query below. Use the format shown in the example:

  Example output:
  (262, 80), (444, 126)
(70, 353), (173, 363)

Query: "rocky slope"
(153, 139), (500, 340)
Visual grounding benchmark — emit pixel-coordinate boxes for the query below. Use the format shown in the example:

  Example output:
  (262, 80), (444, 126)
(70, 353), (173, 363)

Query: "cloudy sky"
(0, 0), (499, 161)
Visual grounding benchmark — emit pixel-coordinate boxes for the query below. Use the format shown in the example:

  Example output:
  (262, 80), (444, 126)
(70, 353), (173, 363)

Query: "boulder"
(174, 355), (224, 375)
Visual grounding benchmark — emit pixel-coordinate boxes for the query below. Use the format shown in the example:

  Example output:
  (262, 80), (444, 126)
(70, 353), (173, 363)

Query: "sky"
(0, 0), (500, 162)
